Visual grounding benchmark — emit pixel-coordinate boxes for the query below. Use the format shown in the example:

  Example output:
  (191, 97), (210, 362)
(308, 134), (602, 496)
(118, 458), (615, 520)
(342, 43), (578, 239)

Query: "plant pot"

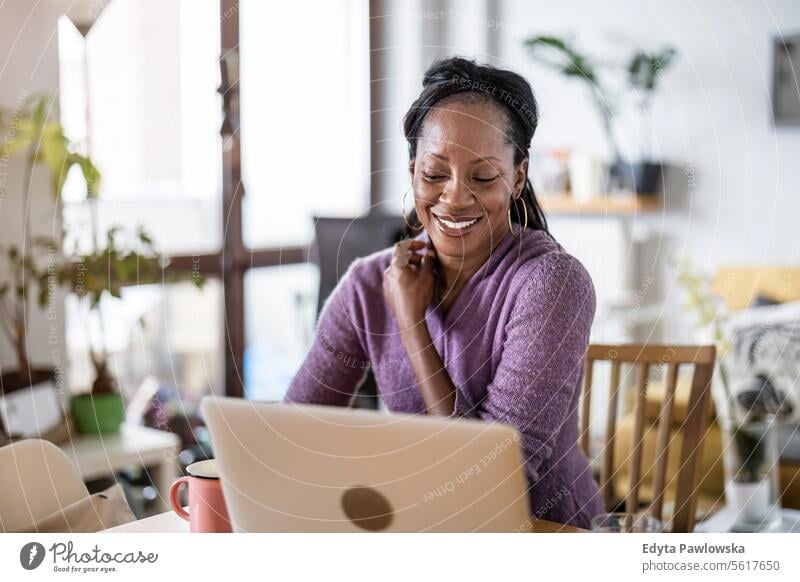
(71, 393), (125, 435)
(721, 415), (782, 532)
(0, 368), (58, 393)
(609, 160), (663, 195)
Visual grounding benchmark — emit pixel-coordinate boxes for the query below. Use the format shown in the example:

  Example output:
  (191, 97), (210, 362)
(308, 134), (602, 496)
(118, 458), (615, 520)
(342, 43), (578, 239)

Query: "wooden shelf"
(539, 193), (661, 215)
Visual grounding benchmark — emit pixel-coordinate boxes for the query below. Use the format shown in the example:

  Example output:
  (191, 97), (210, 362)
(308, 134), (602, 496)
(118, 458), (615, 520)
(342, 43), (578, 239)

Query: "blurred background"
(2, 0), (800, 520)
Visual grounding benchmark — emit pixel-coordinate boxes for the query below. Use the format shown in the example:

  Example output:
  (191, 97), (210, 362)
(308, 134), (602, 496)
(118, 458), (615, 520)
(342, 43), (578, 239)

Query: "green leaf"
(2, 118), (37, 155)
(138, 228), (153, 247)
(37, 285), (49, 308)
(1, 94), (101, 201)
(31, 96), (48, 128)
(627, 46), (677, 93)
(71, 153), (101, 198)
(525, 35), (598, 84)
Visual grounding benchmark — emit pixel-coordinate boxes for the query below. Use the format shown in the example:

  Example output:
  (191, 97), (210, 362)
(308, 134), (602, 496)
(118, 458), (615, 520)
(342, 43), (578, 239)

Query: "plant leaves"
(72, 153), (101, 198)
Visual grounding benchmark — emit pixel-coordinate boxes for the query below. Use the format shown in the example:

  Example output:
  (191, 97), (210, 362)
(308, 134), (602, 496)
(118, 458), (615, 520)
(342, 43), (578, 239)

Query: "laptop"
(200, 396), (531, 532)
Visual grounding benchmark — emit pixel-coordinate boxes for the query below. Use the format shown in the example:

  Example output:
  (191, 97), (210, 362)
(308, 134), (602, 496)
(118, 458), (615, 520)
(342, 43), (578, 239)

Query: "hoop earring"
(507, 195), (528, 238)
(402, 188), (424, 232)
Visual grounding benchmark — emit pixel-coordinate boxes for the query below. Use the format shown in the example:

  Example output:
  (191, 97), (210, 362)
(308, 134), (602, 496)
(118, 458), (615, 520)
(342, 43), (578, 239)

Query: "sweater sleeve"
(478, 252), (596, 482)
(284, 261), (370, 406)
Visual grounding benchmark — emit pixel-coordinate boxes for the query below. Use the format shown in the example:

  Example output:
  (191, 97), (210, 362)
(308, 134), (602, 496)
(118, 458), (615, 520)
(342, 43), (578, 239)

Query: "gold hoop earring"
(402, 188), (424, 232)
(507, 194), (528, 238)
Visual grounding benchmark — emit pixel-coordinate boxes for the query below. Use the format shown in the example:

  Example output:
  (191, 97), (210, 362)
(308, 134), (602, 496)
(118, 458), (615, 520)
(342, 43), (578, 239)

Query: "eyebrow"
(426, 153), (502, 165)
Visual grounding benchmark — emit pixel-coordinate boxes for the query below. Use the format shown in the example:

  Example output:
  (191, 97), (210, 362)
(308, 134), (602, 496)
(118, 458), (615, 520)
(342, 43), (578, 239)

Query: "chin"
(425, 223), (495, 259)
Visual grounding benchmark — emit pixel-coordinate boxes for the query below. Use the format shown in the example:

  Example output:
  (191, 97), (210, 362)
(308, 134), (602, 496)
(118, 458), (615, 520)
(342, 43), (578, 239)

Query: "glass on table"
(591, 512), (665, 533)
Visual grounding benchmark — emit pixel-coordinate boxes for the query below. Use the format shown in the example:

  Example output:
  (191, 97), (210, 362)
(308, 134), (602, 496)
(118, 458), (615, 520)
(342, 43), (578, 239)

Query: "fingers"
(420, 250), (436, 273)
(391, 239), (436, 268)
(410, 246), (436, 265)
(392, 240), (413, 267)
(393, 239), (430, 268)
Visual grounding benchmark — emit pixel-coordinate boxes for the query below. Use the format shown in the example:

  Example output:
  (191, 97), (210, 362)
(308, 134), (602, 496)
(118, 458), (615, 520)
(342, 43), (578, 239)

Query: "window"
(58, 0), (223, 403)
(59, 0), (222, 255)
(244, 264), (318, 401)
(65, 282), (224, 406)
(239, 0), (370, 247)
(57, 0), (371, 399)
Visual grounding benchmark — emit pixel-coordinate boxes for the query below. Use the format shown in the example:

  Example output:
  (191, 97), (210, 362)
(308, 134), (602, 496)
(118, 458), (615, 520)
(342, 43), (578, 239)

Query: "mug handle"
(169, 476), (191, 521)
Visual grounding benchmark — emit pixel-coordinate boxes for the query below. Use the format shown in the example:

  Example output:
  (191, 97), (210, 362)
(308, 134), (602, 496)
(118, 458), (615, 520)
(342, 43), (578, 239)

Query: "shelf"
(539, 193), (661, 215)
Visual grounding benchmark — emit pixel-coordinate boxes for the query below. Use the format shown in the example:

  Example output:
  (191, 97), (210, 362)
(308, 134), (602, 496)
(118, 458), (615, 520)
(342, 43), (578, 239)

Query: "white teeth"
(436, 216), (478, 230)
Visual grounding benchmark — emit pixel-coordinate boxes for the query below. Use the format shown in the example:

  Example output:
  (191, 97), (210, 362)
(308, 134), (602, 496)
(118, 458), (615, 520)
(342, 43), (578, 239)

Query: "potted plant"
(621, 47), (677, 195)
(524, 36), (677, 195)
(676, 259), (785, 532)
(66, 225), (204, 434)
(0, 95), (99, 394)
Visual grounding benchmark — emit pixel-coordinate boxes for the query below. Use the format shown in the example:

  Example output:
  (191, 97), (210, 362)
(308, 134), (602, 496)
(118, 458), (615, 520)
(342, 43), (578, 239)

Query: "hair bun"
(421, 56), (480, 88)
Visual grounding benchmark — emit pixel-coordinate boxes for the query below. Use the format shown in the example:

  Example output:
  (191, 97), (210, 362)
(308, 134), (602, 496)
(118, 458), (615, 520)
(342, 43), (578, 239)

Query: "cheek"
(412, 179), (438, 210)
(480, 189), (511, 222)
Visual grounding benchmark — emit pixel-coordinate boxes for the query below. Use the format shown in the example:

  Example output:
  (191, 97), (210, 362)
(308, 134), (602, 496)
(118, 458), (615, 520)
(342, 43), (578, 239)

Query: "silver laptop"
(200, 396), (531, 532)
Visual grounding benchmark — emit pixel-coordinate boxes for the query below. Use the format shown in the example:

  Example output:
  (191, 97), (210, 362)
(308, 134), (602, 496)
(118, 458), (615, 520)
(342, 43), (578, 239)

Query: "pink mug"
(169, 459), (232, 533)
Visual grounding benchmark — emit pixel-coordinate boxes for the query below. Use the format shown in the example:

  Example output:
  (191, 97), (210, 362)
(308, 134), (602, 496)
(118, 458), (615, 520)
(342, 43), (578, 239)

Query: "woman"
(285, 57), (603, 528)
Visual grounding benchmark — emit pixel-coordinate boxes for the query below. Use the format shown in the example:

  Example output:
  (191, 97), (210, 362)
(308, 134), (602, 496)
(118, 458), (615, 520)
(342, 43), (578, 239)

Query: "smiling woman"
(285, 57), (603, 528)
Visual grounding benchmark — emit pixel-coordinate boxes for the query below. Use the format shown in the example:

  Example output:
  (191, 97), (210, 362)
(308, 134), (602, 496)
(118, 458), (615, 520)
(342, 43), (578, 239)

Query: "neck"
(435, 226), (512, 298)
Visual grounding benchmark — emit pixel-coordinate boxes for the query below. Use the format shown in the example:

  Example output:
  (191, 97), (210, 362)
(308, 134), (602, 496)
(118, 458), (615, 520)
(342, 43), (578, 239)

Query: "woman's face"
(410, 98), (528, 264)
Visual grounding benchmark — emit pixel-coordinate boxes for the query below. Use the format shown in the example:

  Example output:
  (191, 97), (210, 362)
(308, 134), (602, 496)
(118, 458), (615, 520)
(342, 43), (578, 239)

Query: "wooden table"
(59, 424), (181, 512)
(104, 511), (587, 533)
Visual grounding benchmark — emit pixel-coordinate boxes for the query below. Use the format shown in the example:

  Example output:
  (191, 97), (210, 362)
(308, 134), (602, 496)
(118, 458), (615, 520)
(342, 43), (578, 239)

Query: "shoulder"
(509, 231), (596, 314)
(329, 245), (394, 312)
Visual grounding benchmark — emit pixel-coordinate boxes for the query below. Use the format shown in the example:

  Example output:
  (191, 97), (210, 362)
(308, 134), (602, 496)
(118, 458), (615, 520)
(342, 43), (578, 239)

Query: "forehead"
(417, 98), (513, 162)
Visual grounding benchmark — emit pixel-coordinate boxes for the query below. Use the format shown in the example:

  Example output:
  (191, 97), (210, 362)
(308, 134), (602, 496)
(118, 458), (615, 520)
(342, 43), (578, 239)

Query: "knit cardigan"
(285, 227), (603, 527)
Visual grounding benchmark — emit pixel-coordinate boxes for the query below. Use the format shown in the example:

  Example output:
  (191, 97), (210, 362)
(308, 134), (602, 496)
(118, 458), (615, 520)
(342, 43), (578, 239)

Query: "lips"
(431, 212), (483, 236)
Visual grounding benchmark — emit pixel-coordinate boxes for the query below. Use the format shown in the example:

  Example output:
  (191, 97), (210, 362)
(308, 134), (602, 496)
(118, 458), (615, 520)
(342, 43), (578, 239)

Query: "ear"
(408, 158), (416, 179)
(514, 159), (529, 197)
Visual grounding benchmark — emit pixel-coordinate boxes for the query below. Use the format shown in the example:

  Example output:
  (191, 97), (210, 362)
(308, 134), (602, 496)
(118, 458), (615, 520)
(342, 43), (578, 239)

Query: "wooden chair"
(579, 344), (716, 532)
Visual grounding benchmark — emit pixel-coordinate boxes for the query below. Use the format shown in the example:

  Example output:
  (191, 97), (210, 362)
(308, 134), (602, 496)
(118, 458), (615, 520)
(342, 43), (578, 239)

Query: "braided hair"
(403, 56), (549, 236)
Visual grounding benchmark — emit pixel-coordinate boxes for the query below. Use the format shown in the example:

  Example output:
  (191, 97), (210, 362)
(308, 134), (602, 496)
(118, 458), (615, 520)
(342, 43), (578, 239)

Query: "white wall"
(0, 1), (109, 381)
(370, 0), (800, 346)
(370, 0), (503, 209)
(496, 0), (800, 340)
(0, 1), (67, 377)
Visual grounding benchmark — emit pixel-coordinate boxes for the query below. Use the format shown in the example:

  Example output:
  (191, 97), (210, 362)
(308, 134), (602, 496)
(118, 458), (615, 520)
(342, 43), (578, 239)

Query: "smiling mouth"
(433, 214), (482, 232)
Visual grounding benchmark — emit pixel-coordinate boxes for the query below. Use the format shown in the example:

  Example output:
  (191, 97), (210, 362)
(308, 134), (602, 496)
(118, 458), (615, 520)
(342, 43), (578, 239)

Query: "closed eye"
(474, 175), (500, 183)
(422, 172), (447, 182)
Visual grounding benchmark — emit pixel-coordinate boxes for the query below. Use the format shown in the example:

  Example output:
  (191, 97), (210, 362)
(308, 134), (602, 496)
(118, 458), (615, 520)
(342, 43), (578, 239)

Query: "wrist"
(397, 314), (429, 341)
(395, 307), (427, 330)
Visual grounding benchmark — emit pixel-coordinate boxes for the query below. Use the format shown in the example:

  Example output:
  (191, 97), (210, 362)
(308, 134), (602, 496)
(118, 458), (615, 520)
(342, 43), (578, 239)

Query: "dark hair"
(403, 56), (549, 236)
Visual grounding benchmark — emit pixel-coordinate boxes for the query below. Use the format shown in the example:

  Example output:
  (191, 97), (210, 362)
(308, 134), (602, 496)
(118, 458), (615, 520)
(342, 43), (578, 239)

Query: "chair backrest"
(311, 215), (405, 315)
(579, 344), (716, 533)
(0, 439), (88, 532)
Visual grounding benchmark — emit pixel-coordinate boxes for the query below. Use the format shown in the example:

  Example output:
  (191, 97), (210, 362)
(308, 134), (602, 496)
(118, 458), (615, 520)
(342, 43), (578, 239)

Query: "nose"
(438, 175), (474, 210)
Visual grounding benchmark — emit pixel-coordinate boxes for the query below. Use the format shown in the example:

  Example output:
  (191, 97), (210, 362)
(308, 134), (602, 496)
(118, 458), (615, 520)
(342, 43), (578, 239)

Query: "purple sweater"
(285, 228), (603, 528)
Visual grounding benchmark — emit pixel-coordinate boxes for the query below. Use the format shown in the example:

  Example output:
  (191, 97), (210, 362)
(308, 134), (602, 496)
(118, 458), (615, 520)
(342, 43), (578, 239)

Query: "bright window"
(239, 0), (370, 247)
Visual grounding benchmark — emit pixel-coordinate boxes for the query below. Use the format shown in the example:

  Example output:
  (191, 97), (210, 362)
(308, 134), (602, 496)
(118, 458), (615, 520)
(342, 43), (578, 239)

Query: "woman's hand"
(384, 239), (456, 416)
(383, 239), (437, 328)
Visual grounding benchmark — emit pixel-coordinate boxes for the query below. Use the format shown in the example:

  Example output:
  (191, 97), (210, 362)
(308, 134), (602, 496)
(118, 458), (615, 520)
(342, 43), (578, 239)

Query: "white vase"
(721, 416), (782, 532)
(568, 152), (603, 202)
(725, 481), (780, 530)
